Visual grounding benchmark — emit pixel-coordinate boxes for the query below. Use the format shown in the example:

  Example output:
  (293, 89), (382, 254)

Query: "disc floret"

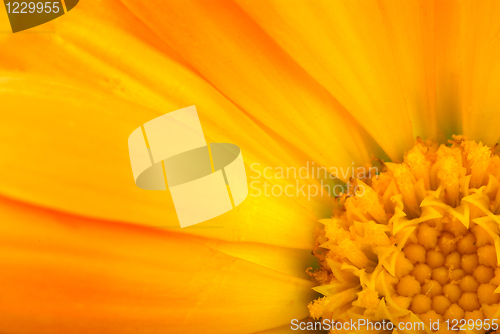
(309, 136), (500, 333)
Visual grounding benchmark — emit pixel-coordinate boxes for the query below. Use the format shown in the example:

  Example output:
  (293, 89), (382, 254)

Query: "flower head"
(311, 137), (500, 331)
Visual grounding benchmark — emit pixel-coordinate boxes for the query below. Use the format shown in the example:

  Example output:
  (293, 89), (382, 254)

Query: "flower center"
(309, 136), (500, 331)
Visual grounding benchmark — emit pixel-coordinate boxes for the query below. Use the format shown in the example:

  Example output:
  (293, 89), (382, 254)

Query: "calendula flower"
(310, 137), (500, 333)
(2, 1), (500, 334)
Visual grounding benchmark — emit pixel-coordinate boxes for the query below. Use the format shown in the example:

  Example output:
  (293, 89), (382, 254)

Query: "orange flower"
(2, 1), (500, 333)
(310, 138), (500, 333)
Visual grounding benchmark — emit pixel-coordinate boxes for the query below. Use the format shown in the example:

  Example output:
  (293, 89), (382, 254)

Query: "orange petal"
(0, 74), (330, 249)
(235, 0), (427, 159)
(434, 0), (463, 139)
(0, 0), (366, 249)
(58, 0), (380, 167)
(200, 239), (317, 279)
(1, 0), (383, 167)
(0, 195), (318, 334)
(450, 1), (500, 145)
(253, 322), (325, 333)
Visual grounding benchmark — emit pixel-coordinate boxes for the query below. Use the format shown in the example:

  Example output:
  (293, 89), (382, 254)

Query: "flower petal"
(200, 239), (316, 279)
(434, 0), (463, 138)
(448, 1), (500, 145)
(235, 0), (427, 159)
(0, 195), (318, 334)
(252, 322), (325, 333)
(0, 73), (330, 249)
(0, 0), (368, 249)
(76, 0), (382, 167)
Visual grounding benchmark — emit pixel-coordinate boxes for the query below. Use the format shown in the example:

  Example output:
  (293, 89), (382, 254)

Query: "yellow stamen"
(309, 137), (500, 331)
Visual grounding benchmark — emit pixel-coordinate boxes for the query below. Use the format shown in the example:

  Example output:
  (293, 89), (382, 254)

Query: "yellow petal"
(452, 1), (500, 145)
(195, 238), (316, 279)
(434, 0), (463, 139)
(58, 0), (380, 168)
(235, 0), (430, 160)
(0, 74), (328, 249)
(1, 0), (384, 171)
(0, 195), (317, 334)
(253, 322), (325, 333)
(0, 0), (366, 249)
